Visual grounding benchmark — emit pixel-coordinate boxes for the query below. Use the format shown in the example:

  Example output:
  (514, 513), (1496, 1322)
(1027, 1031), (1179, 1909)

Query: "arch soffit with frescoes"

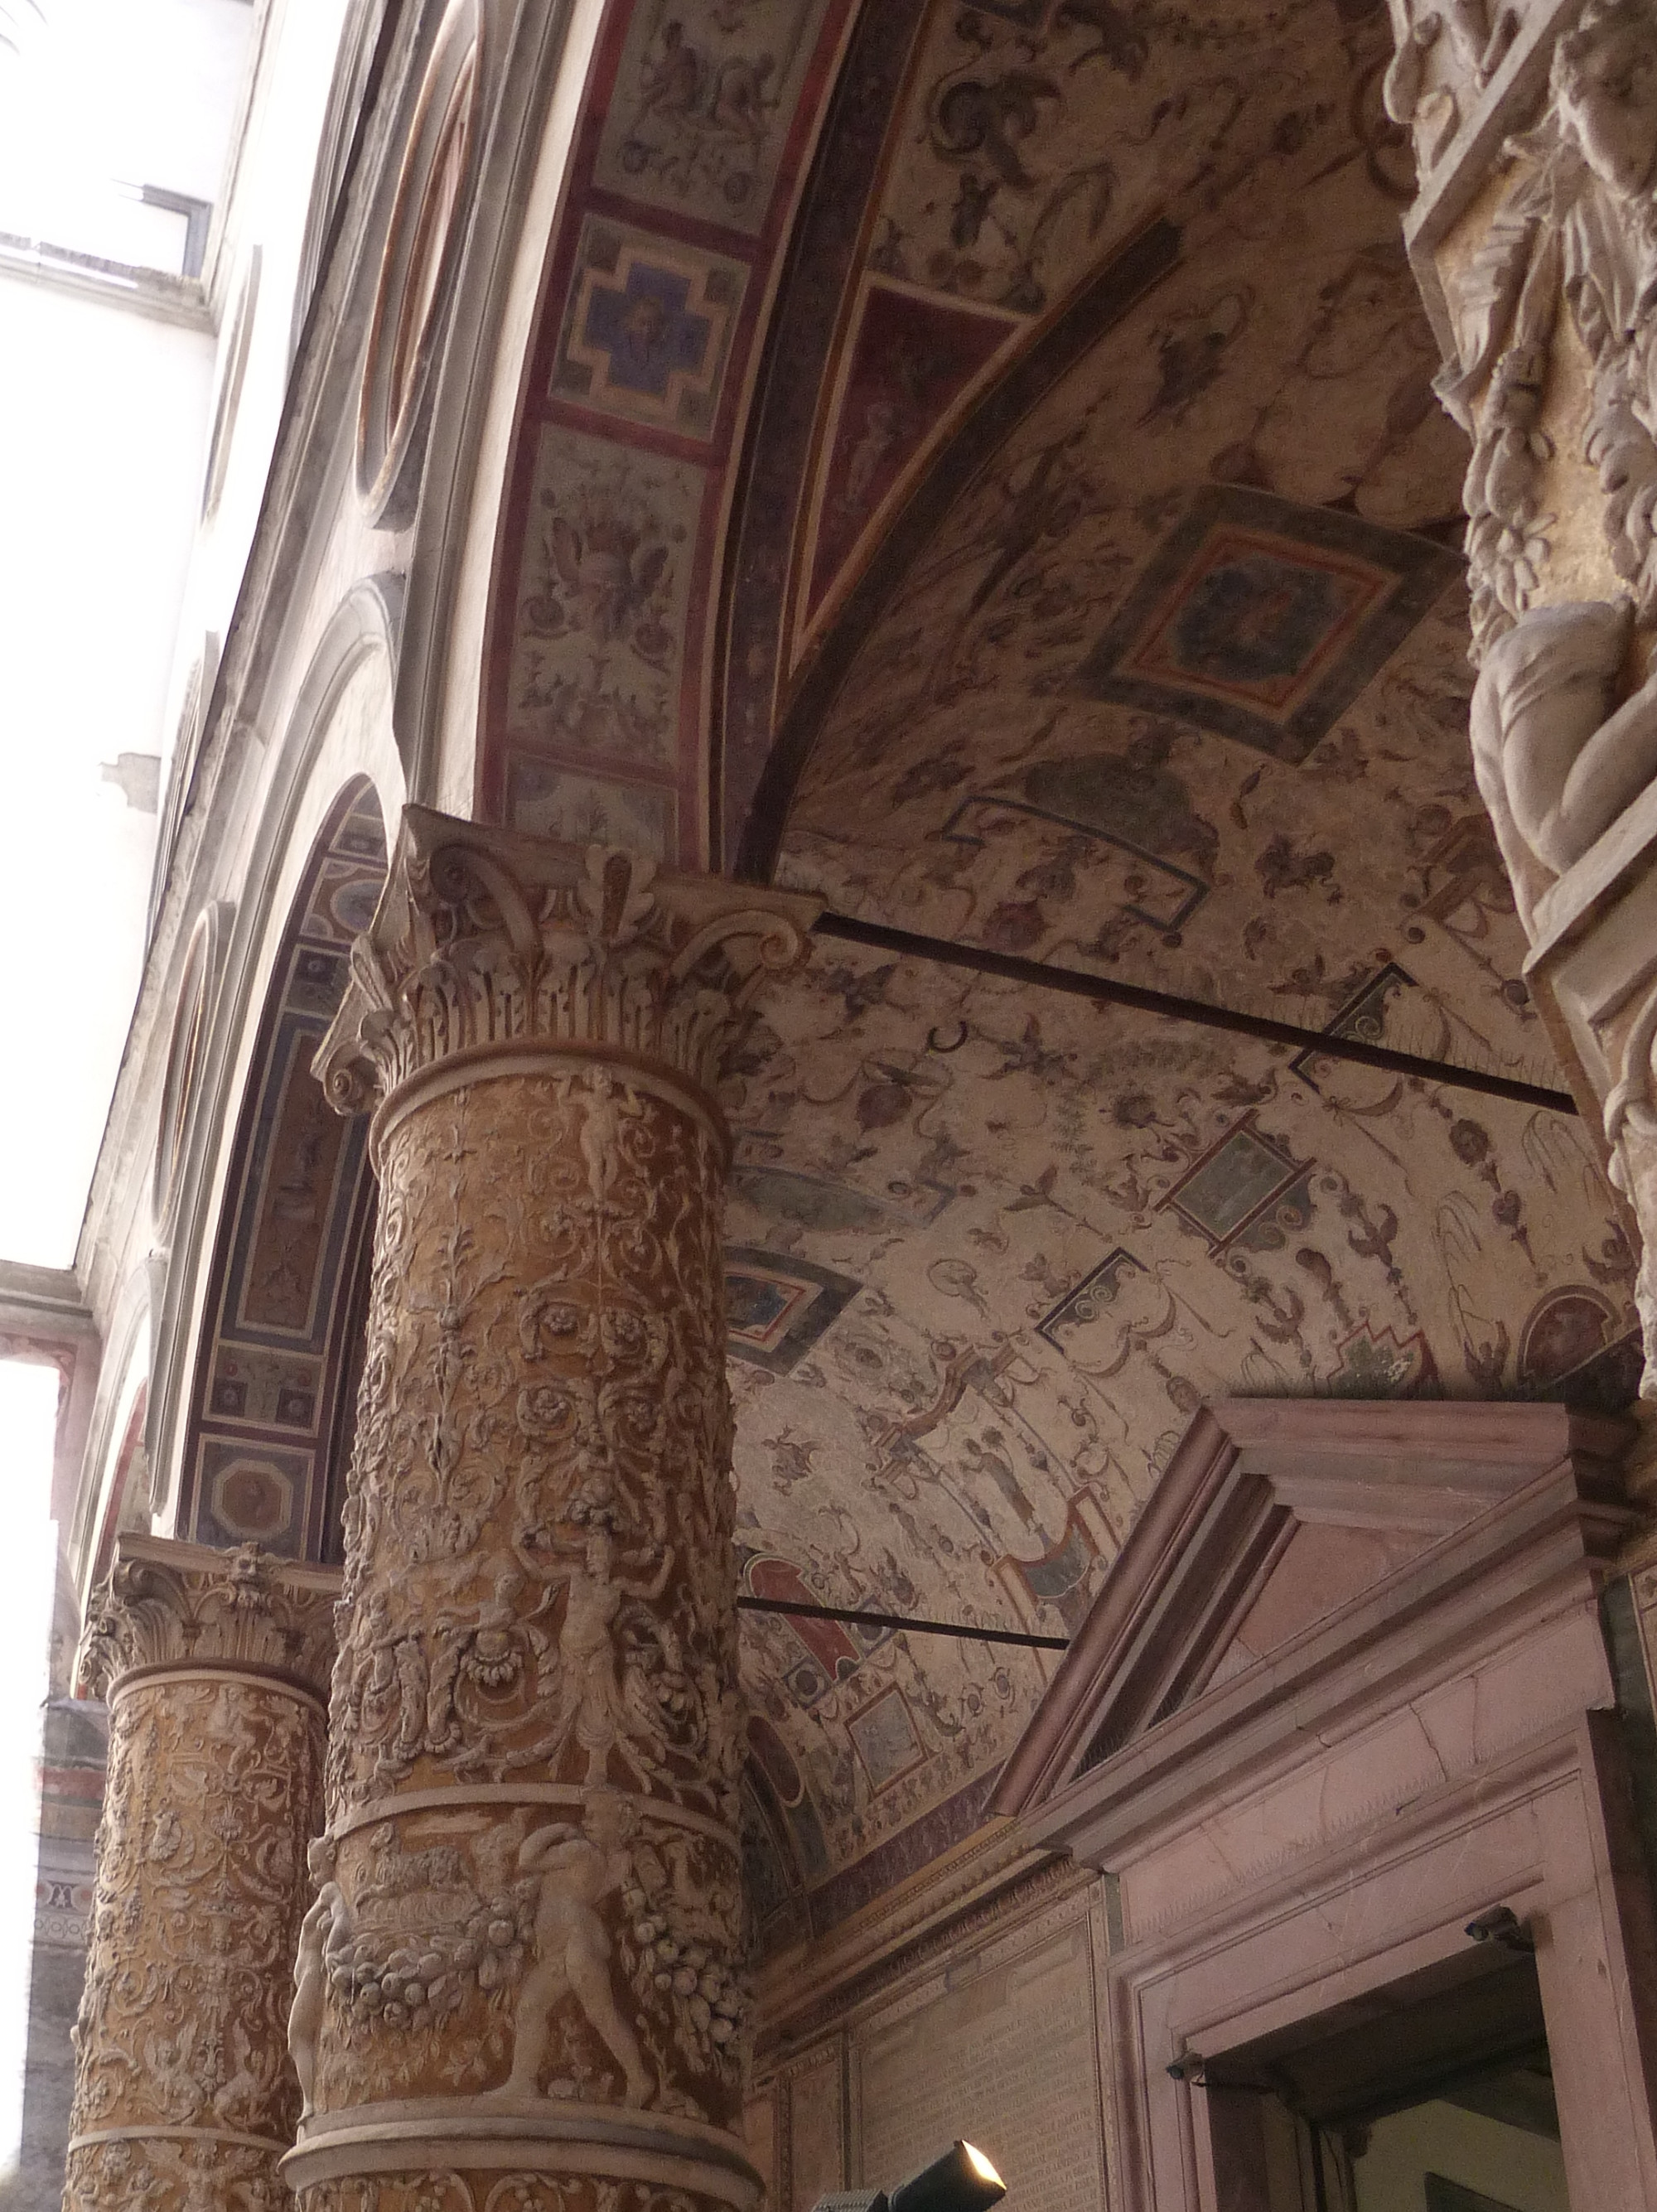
(145, 581), (405, 1567)
(171, 778), (389, 1567)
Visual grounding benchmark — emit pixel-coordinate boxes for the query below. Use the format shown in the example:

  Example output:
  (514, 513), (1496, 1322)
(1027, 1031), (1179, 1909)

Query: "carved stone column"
(283, 809), (814, 2212)
(63, 1535), (337, 2211)
(1386, 0), (1657, 1385)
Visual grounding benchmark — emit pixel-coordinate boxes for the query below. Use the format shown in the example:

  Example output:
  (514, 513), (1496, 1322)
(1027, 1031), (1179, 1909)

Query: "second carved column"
(284, 810), (814, 2212)
(64, 1536), (336, 2212)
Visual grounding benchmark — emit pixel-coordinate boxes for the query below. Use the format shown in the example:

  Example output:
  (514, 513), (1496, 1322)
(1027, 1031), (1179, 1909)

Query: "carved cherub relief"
(494, 1794), (652, 2106)
(289, 1833), (355, 2121)
(1471, 596), (1657, 925)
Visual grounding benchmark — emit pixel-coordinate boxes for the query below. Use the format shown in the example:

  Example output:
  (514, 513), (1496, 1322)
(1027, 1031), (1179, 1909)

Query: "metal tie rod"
(814, 911), (1577, 1116)
(737, 1593), (1069, 1652)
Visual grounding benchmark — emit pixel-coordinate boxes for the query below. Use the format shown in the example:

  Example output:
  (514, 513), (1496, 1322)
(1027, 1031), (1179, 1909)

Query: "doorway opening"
(1204, 1940), (1568, 2212)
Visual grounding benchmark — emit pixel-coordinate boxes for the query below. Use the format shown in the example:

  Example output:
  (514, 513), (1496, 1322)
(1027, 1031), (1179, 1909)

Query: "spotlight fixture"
(813, 2141), (1007, 2212)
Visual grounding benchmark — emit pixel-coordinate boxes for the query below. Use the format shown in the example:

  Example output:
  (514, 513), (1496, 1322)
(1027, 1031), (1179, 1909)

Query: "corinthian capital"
(312, 807), (819, 1129)
(77, 1534), (339, 1699)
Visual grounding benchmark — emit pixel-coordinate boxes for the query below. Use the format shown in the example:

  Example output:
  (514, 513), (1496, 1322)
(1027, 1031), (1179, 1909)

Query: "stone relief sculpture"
(64, 1538), (336, 2212)
(1471, 596), (1657, 924)
(495, 1794), (653, 2105)
(291, 1836), (355, 2120)
(282, 810), (814, 2212)
(513, 1509), (677, 1788)
(1391, 0), (1657, 930)
(1384, 0), (1523, 176)
(1384, 0), (1657, 1395)
(1432, 0), (1657, 650)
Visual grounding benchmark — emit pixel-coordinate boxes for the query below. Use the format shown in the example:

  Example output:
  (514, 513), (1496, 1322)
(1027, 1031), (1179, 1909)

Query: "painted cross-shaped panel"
(558, 222), (746, 436)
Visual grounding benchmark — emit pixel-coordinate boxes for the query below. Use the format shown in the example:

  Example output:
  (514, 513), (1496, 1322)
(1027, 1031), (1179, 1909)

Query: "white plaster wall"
(180, 0), (351, 656)
(0, 1364), (63, 2188)
(0, 0), (249, 267)
(0, 273), (214, 1264)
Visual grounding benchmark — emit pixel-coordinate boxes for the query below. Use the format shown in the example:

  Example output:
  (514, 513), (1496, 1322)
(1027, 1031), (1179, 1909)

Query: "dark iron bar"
(737, 1593), (1070, 1652)
(814, 911), (1578, 1117)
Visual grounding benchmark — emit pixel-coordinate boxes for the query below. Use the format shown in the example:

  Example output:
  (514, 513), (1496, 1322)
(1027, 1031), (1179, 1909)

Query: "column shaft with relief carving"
(1384, 0), (1657, 1385)
(62, 1536), (337, 2212)
(284, 809), (815, 2212)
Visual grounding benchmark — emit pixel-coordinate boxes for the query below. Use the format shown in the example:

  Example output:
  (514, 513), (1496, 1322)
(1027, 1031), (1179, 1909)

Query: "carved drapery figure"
(1390, 1), (1657, 925)
(283, 809), (814, 2212)
(1434, 0), (1657, 649)
(63, 1537), (336, 2212)
(1384, 0), (1657, 1389)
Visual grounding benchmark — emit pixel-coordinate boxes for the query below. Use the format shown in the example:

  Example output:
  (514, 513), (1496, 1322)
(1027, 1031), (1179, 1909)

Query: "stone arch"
(171, 778), (386, 1560)
(70, 1279), (152, 1608)
(147, 591), (403, 1543)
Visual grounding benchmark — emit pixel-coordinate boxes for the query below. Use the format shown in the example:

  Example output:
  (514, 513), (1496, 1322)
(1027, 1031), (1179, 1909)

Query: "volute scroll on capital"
(312, 809), (820, 1146)
(76, 1533), (341, 1702)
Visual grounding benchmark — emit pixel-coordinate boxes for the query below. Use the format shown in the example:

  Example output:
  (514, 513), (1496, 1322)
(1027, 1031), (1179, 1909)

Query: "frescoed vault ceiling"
(634, 0), (1645, 1945)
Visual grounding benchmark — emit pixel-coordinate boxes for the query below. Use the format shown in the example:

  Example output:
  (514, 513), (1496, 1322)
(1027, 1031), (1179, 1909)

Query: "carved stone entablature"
(76, 1533), (341, 1701)
(312, 807), (819, 1151)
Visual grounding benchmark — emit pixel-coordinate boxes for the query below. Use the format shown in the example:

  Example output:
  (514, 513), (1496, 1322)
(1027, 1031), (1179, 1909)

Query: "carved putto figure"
(495, 1794), (653, 2106)
(290, 1835), (355, 2120)
(507, 1504), (675, 1788)
(1470, 596), (1657, 923)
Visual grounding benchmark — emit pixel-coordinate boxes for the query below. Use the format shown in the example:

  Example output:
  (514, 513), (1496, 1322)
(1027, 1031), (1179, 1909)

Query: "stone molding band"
(331, 1782), (740, 1852)
(69, 2123), (294, 2156)
(109, 1660), (331, 1713)
(282, 2102), (762, 2207)
(369, 1038), (730, 1169)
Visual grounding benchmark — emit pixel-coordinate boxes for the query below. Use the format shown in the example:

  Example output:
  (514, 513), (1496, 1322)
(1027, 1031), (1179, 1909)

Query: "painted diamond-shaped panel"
(1075, 485), (1460, 761)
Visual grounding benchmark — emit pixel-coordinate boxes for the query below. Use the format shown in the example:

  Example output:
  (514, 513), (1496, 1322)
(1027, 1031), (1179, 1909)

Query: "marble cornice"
(314, 807), (819, 1146)
(77, 1533), (340, 1701)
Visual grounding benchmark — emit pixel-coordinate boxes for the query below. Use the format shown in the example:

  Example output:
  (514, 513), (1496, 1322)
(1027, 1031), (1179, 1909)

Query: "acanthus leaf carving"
(76, 1533), (339, 1702)
(313, 808), (819, 1130)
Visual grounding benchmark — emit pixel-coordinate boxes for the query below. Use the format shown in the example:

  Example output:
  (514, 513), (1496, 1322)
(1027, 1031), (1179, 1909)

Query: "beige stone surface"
(62, 1538), (335, 2212)
(290, 809), (813, 2208)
